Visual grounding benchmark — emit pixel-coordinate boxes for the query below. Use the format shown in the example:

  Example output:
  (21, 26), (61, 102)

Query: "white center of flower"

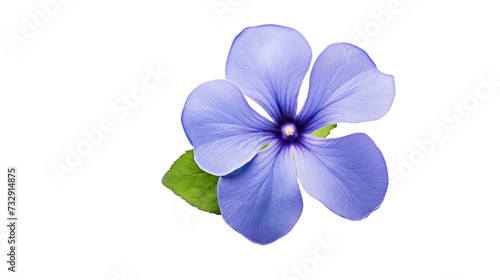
(285, 127), (295, 136)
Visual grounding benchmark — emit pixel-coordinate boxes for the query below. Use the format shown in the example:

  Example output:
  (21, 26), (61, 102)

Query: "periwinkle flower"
(181, 25), (395, 244)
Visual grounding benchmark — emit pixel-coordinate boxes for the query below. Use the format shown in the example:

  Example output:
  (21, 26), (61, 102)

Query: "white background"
(1, 0), (499, 279)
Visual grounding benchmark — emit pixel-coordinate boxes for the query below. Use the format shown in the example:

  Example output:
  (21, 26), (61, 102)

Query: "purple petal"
(181, 80), (276, 176)
(296, 43), (395, 134)
(226, 24), (312, 123)
(294, 134), (388, 220)
(218, 143), (303, 245)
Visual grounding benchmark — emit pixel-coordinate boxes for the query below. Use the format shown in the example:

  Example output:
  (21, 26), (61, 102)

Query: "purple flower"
(181, 25), (395, 244)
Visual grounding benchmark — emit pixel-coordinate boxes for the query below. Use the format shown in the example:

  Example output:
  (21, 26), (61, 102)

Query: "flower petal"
(226, 24), (312, 123)
(181, 80), (276, 176)
(296, 43), (395, 134)
(294, 134), (388, 221)
(218, 143), (303, 245)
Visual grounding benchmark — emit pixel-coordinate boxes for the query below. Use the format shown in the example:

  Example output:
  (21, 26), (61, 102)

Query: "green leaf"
(292, 152), (298, 177)
(310, 124), (337, 138)
(162, 150), (221, 215)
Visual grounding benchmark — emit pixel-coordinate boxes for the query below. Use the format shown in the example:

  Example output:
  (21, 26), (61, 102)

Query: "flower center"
(280, 123), (299, 141)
